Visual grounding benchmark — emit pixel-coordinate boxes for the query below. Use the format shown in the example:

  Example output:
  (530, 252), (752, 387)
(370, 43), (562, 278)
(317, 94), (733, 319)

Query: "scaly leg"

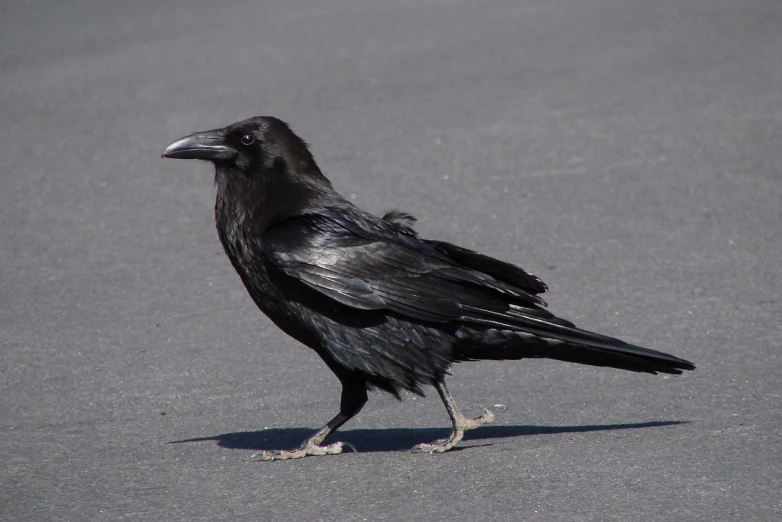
(412, 380), (494, 454)
(252, 379), (367, 461)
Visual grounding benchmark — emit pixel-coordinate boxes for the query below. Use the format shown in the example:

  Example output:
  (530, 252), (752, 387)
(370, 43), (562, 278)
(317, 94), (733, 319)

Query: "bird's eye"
(240, 134), (256, 146)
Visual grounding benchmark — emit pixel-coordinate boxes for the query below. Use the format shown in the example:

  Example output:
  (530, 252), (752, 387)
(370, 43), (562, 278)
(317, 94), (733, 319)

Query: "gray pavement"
(2, 0), (780, 520)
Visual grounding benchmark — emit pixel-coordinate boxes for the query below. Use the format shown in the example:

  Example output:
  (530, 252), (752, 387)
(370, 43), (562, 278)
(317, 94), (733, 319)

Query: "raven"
(163, 116), (695, 460)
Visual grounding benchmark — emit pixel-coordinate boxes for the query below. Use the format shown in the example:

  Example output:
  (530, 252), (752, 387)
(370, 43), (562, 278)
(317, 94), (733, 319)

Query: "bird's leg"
(412, 380), (494, 454)
(252, 380), (367, 461)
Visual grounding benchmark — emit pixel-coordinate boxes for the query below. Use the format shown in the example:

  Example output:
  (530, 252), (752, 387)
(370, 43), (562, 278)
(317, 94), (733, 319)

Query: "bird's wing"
(263, 211), (694, 375)
(263, 212), (554, 324)
(423, 239), (548, 295)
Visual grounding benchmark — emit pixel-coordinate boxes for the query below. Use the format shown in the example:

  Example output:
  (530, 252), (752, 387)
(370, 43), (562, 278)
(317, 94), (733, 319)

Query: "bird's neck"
(213, 165), (341, 261)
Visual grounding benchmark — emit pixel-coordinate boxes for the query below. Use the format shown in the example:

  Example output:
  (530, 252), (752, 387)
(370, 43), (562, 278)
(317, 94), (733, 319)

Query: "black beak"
(162, 131), (236, 160)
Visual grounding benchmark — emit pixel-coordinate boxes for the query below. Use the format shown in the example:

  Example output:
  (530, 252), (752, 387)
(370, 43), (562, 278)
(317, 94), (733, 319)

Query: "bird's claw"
(475, 409), (495, 425)
(251, 440), (356, 461)
(411, 440), (452, 454)
(411, 408), (495, 454)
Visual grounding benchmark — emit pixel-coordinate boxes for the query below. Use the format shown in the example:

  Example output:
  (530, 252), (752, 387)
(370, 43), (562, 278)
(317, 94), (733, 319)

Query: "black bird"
(162, 116), (695, 460)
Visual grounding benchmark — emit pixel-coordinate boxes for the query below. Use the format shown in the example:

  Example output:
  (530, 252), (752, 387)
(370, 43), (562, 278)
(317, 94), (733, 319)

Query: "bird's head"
(162, 116), (320, 175)
(163, 116), (338, 229)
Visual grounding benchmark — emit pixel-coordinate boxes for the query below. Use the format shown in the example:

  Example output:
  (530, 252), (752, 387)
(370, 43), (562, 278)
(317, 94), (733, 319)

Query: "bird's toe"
(251, 440), (356, 461)
(411, 439), (453, 454)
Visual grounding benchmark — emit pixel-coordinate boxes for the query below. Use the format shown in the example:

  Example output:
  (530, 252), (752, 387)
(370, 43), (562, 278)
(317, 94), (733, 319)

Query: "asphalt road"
(2, 0), (780, 520)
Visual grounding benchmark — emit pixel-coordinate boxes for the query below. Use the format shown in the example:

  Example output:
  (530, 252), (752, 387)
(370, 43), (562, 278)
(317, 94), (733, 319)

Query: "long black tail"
(455, 316), (696, 375)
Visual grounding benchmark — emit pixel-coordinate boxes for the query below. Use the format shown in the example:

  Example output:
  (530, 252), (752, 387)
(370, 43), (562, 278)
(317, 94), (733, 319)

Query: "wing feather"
(263, 212), (548, 326)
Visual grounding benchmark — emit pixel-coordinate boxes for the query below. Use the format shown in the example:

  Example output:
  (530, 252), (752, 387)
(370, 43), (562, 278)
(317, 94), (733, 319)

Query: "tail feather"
(455, 327), (695, 375)
(454, 304), (695, 374)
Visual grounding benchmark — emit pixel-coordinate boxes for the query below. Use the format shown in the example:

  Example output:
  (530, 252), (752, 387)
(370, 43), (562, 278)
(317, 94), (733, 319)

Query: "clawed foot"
(412, 408), (494, 454)
(462, 408), (495, 430)
(251, 440), (357, 461)
(412, 439), (454, 454)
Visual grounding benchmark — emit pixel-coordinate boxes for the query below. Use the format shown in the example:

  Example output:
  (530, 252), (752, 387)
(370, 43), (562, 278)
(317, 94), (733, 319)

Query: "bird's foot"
(461, 408), (495, 430)
(412, 408), (494, 454)
(412, 438), (457, 454)
(251, 440), (356, 461)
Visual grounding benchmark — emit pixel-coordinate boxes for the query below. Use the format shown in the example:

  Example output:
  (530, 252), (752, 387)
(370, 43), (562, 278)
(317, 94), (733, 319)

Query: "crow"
(162, 116), (695, 460)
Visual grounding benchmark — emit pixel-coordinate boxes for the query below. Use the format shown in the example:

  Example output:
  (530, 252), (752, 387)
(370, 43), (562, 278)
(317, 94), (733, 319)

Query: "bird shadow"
(170, 420), (687, 454)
